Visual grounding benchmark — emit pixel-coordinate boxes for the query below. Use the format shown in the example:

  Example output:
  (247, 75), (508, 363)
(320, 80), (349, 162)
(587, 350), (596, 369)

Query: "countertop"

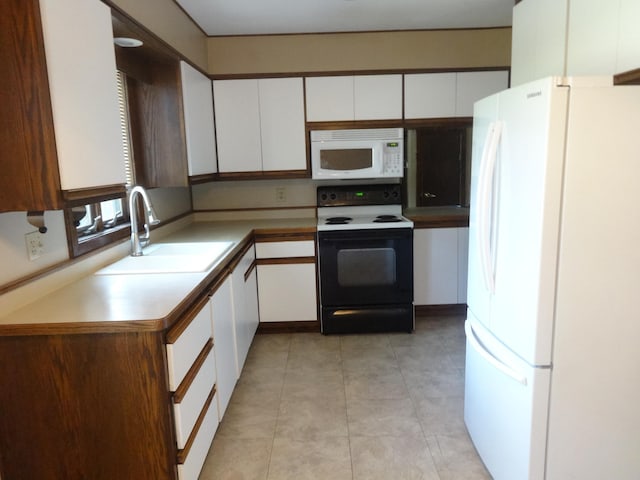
(404, 206), (469, 228)
(0, 218), (316, 336)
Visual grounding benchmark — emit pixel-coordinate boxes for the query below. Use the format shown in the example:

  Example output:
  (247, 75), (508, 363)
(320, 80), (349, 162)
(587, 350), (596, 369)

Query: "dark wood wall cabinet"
(1, 0), (128, 213)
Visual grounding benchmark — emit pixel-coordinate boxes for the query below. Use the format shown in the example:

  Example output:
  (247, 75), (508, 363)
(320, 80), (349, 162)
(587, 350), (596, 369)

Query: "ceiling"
(175, 0), (515, 37)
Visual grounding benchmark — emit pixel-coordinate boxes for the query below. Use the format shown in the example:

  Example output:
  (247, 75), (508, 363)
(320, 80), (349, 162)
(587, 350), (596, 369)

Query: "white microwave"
(311, 128), (404, 180)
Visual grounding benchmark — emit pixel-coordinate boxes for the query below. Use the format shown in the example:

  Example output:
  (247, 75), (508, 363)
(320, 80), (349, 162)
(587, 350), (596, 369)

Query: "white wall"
(0, 211), (69, 286)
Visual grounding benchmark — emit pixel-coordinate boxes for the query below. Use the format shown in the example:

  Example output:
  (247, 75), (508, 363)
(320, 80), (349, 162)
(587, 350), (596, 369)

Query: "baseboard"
(256, 320), (321, 334)
(415, 304), (467, 317)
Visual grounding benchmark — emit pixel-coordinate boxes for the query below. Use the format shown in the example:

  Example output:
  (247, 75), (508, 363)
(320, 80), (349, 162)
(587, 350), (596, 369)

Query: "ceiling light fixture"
(113, 37), (143, 48)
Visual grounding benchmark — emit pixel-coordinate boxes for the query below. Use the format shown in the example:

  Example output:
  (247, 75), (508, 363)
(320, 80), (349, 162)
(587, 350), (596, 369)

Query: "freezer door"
(490, 78), (568, 366)
(464, 314), (550, 480)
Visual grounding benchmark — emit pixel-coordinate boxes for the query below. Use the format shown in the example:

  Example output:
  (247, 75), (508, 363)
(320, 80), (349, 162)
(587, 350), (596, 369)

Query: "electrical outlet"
(275, 187), (287, 203)
(25, 231), (44, 261)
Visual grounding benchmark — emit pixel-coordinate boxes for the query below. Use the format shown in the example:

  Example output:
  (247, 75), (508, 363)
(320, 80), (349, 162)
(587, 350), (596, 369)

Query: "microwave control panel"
(383, 142), (403, 176)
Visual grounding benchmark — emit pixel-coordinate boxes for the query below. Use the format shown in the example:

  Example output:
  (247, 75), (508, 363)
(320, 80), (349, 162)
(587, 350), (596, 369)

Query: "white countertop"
(0, 218), (316, 335)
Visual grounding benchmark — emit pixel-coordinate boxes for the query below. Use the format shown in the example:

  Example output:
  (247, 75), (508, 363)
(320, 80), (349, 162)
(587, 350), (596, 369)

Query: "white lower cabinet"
(256, 239), (318, 323)
(231, 244), (259, 376)
(414, 227), (469, 305)
(177, 393), (219, 480)
(210, 275), (237, 418)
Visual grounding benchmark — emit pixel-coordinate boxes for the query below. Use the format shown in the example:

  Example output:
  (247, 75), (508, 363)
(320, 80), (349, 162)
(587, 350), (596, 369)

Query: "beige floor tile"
(426, 433), (492, 479)
(216, 399), (279, 439)
(281, 368), (345, 400)
(347, 396), (423, 437)
(340, 332), (392, 351)
(344, 368), (410, 400)
(414, 395), (467, 436)
(341, 346), (400, 375)
(275, 395), (348, 439)
(199, 436), (271, 480)
(403, 368), (465, 398)
(350, 434), (440, 480)
(267, 436), (352, 480)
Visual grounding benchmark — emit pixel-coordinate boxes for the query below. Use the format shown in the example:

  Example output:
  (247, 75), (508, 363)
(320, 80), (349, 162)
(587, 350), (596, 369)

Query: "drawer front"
(173, 348), (217, 449)
(255, 240), (315, 259)
(177, 392), (219, 480)
(166, 303), (212, 391)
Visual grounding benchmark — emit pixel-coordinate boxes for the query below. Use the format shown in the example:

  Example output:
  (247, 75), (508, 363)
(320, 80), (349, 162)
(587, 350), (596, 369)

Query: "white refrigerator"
(464, 76), (640, 480)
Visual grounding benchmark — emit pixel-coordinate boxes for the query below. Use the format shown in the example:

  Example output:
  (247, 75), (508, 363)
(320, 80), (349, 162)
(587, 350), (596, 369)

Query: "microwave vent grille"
(311, 128), (403, 142)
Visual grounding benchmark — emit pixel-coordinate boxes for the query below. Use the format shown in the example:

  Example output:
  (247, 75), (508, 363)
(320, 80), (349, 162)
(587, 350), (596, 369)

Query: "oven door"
(317, 228), (413, 306)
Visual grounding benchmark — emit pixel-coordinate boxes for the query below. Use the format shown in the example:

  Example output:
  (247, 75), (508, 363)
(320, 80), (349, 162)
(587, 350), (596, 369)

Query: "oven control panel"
(317, 184), (402, 207)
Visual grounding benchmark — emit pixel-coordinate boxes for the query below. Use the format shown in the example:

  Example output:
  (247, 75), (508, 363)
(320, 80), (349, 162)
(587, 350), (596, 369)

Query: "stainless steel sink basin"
(95, 242), (234, 275)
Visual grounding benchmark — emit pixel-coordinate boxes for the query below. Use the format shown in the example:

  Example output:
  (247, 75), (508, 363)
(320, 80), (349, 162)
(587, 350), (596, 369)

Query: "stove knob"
(320, 193), (328, 201)
(383, 191), (390, 198)
(392, 190), (399, 198)
(330, 193), (337, 200)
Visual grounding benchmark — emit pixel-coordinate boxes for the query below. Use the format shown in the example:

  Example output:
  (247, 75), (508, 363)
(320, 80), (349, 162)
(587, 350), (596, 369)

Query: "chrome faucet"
(128, 185), (160, 256)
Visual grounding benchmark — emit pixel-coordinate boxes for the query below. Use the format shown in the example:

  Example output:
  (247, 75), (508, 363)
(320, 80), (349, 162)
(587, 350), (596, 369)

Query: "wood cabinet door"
(416, 126), (466, 207)
(259, 77), (306, 171)
(213, 79), (262, 173)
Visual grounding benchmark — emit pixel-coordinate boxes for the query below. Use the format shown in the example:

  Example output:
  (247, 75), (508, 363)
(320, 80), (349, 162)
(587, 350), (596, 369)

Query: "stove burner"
(325, 216), (353, 225)
(374, 215), (402, 223)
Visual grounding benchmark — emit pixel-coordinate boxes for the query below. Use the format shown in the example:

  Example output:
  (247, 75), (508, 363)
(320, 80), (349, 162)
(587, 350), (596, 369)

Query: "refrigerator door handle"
(465, 320), (527, 386)
(476, 121), (503, 294)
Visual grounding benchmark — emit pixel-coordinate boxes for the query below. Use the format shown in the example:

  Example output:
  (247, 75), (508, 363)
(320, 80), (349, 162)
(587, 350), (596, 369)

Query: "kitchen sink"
(95, 242), (234, 275)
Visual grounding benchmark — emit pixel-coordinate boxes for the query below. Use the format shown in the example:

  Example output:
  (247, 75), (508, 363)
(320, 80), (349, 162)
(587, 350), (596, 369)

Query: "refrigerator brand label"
(527, 91), (542, 99)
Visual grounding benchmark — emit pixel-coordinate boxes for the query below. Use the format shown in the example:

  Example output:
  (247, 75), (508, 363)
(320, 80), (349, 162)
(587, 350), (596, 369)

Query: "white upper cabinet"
(306, 74), (402, 121)
(405, 72), (507, 119)
(305, 76), (354, 121)
(566, 0), (619, 76)
(511, 0), (568, 87)
(258, 78), (306, 171)
(615, 0), (640, 73)
(180, 62), (217, 177)
(512, 0), (640, 86)
(213, 79), (262, 173)
(404, 73), (456, 119)
(354, 75), (403, 120)
(39, 0), (126, 190)
(455, 71), (509, 117)
(213, 77), (306, 173)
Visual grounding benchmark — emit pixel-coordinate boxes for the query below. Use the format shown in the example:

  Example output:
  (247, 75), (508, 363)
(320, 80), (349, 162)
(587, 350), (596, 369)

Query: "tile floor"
(199, 315), (491, 479)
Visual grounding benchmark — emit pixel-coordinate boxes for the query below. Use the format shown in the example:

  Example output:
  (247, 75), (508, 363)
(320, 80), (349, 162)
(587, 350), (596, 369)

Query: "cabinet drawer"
(177, 390), (219, 480)
(173, 345), (217, 449)
(166, 302), (212, 391)
(255, 240), (315, 259)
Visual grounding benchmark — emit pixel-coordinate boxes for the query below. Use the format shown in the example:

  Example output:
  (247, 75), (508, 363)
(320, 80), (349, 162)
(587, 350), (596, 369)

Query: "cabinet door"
(616, 0), (640, 73)
(231, 245), (258, 376)
(413, 228), (459, 305)
(180, 62), (217, 176)
(39, 0), (126, 190)
(566, 0), (619, 76)
(354, 74), (403, 120)
(455, 71), (509, 117)
(259, 78), (306, 171)
(510, 0), (568, 87)
(404, 73), (456, 119)
(213, 79), (262, 173)
(305, 76), (354, 121)
(257, 263), (317, 322)
(210, 275), (237, 418)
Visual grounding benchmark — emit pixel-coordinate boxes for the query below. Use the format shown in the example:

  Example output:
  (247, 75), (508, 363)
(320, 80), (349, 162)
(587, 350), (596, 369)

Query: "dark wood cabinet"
(0, 0), (63, 212)
(0, 331), (177, 479)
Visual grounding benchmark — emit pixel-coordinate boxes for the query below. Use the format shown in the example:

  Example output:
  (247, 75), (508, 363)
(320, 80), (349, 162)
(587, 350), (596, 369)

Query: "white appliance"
(464, 76), (640, 480)
(311, 128), (404, 180)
